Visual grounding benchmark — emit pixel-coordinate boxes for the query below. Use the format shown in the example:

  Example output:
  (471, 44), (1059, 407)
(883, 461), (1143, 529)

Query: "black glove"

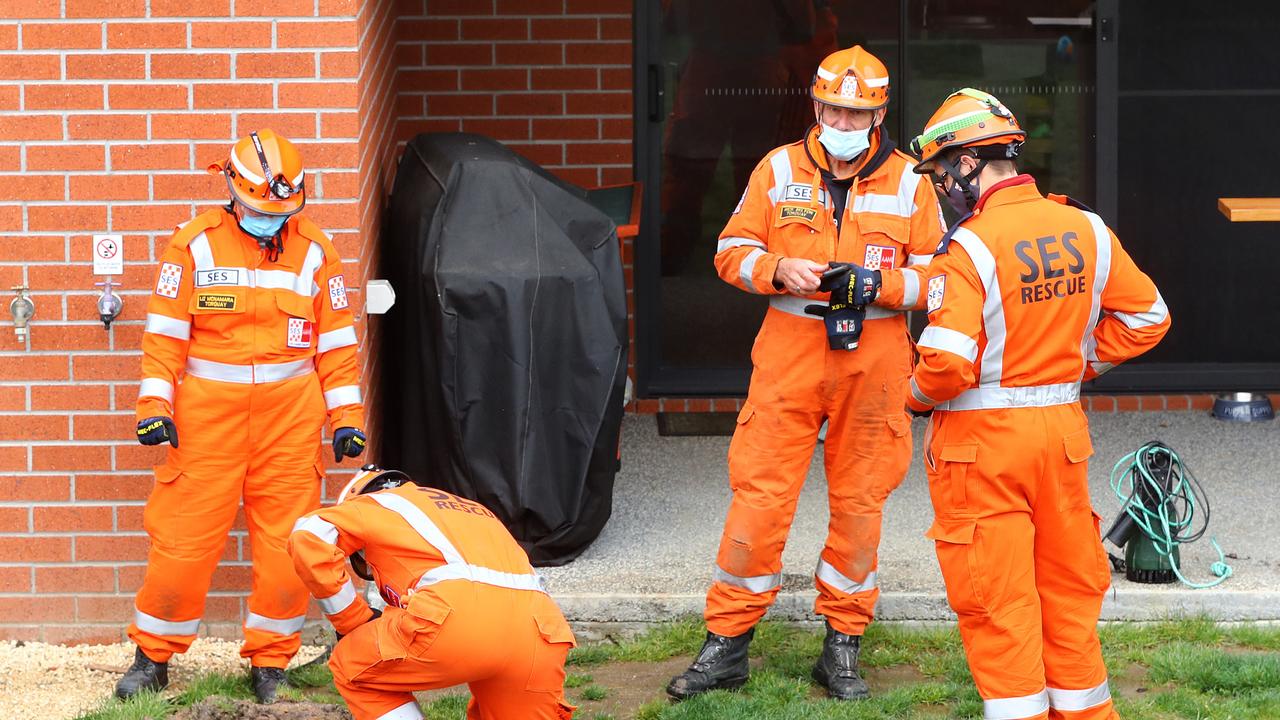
(907, 405), (933, 419)
(805, 262), (881, 351)
(336, 606), (382, 643)
(332, 427), (367, 463)
(136, 416), (179, 448)
(817, 261), (881, 303)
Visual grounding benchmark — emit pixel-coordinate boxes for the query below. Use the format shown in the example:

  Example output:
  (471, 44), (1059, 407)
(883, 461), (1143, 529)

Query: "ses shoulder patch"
(863, 244), (897, 271)
(926, 275), (946, 314)
(155, 262), (182, 299)
(328, 275), (349, 310)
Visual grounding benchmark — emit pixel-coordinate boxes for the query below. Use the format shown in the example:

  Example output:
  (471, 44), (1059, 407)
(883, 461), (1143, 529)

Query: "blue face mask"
(818, 123), (871, 162)
(237, 211), (287, 240)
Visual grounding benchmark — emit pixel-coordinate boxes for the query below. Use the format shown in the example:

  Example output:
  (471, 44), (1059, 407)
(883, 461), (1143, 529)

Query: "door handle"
(648, 64), (665, 122)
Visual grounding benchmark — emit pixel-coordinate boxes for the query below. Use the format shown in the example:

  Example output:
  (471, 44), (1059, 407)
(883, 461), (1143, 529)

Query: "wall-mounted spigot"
(9, 285), (34, 341)
(95, 279), (124, 329)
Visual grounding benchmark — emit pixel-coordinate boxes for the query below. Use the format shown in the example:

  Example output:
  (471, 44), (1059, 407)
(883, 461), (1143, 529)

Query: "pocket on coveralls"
(1057, 427), (1095, 511)
(726, 401), (756, 493)
(377, 598), (451, 661)
(1088, 510), (1114, 592)
(526, 608), (577, 694)
(924, 515), (988, 615)
(936, 443), (977, 510)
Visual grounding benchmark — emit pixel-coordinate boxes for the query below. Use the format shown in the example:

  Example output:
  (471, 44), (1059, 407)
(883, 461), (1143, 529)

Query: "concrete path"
(543, 411), (1280, 624)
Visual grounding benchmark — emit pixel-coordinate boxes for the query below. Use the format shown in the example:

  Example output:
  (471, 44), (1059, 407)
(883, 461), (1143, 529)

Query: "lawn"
(78, 617), (1280, 720)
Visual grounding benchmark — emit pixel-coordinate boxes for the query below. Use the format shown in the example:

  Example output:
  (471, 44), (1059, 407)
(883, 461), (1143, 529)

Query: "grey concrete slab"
(544, 411), (1280, 623)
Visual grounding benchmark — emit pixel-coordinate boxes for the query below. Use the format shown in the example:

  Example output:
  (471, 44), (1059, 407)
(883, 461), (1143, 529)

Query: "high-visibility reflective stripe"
(910, 377), (936, 407)
(186, 357), (313, 384)
(852, 193), (910, 217)
(767, 150), (794, 204)
(292, 515), (339, 545)
(1079, 211), (1112, 382)
(939, 382), (1080, 411)
(897, 165), (923, 215)
(739, 248), (765, 293)
(717, 236), (767, 253)
(900, 271), (920, 309)
(369, 492), (546, 594)
(1116, 292), (1168, 330)
(317, 579), (358, 616)
(712, 566), (781, 594)
(814, 558), (876, 594)
(1091, 361), (1114, 376)
(324, 384), (362, 409)
(983, 689), (1049, 720)
(138, 377), (174, 403)
(919, 326), (979, 363)
(908, 253), (934, 266)
(231, 153), (265, 185)
(1048, 680), (1111, 711)
(815, 66), (837, 81)
(317, 326), (358, 352)
(245, 612), (306, 636)
(300, 242), (326, 297)
(134, 609), (200, 637)
(189, 233), (214, 271)
(376, 700), (426, 720)
(922, 108), (989, 138)
(864, 75), (889, 88)
(769, 295), (900, 320)
(145, 313), (191, 341)
(950, 228), (1005, 387)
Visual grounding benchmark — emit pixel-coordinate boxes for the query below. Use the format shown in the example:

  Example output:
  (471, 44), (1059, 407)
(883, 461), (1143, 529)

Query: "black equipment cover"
(378, 133), (627, 566)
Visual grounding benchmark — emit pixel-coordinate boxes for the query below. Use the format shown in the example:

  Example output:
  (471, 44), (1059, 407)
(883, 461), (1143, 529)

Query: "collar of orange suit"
(802, 123), (894, 181)
(973, 173), (1038, 212)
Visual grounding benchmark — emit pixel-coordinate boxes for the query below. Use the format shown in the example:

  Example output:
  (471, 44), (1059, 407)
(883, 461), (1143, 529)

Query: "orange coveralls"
(709, 126), (944, 636)
(289, 484), (576, 720)
(130, 209), (364, 668)
(907, 178), (1170, 719)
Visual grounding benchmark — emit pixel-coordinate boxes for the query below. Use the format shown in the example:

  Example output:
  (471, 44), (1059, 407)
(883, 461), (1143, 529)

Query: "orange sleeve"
(288, 501), (374, 635)
(136, 231), (195, 422)
(875, 170), (946, 310)
(304, 220), (365, 433)
(714, 153), (786, 295)
(908, 242), (984, 412)
(1084, 229), (1170, 380)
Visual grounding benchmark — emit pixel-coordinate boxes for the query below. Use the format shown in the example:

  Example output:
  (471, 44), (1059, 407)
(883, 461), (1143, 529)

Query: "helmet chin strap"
(227, 200), (284, 262)
(937, 155), (988, 210)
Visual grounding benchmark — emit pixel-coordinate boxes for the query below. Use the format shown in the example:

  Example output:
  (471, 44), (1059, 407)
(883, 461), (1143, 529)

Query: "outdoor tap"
(95, 279), (124, 329)
(9, 285), (34, 341)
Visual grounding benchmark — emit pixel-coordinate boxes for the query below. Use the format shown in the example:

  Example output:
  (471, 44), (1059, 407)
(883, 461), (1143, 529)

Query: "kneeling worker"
(288, 465), (577, 720)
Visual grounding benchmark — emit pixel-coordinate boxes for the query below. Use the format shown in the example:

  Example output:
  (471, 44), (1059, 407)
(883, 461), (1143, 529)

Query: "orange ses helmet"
(810, 45), (890, 111)
(909, 88), (1026, 173)
(207, 129), (306, 216)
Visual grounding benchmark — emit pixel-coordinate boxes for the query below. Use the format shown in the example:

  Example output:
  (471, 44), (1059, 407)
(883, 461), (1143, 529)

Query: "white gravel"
(0, 639), (329, 720)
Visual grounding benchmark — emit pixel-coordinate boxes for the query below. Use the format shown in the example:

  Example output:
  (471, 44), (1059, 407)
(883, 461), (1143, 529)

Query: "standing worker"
(668, 46), (945, 701)
(115, 129), (369, 703)
(906, 89), (1169, 720)
(288, 465), (577, 720)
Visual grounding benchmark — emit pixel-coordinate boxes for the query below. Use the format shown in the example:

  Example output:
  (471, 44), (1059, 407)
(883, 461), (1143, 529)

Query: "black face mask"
(937, 157), (987, 214)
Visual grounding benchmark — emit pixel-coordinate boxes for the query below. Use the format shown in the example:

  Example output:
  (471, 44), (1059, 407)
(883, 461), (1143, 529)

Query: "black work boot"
(666, 628), (754, 701)
(812, 621), (869, 700)
(251, 666), (289, 704)
(114, 646), (169, 699)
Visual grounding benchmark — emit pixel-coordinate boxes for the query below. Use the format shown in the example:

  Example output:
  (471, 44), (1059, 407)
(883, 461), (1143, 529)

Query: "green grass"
(579, 684), (610, 701)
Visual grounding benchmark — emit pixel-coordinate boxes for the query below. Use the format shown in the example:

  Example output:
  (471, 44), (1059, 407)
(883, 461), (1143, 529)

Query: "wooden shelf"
(1218, 198), (1280, 222)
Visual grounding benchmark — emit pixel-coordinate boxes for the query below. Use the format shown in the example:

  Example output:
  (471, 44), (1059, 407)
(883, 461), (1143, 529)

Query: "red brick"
(68, 114), (148, 140)
(28, 145), (104, 171)
(278, 20), (357, 48)
(66, 0), (144, 16)
(152, 173), (224, 201)
(22, 22), (102, 49)
(76, 595), (134, 621)
(152, 53), (232, 80)
(25, 323), (112, 350)
(320, 112), (359, 138)
(567, 0), (628, 11)
(72, 414), (134, 442)
(235, 112), (318, 139)
(461, 17), (528, 40)
(1139, 395), (1164, 411)
(118, 564), (146, 592)
(532, 18), (596, 40)
(33, 444), (111, 471)
(634, 399), (658, 414)
(426, 0), (493, 13)
(566, 41), (630, 65)
(43, 625), (124, 645)
(0, 386), (24, 411)
(236, 51), (315, 78)
(32, 385), (109, 411)
(394, 42), (425, 67)
(204, 595), (243, 622)
(0, 114), (60, 140)
(109, 84), (188, 110)
(108, 21), (187, 49)
(686, 398), (712, 412)
(0, 54), (59, 80)
(461, 68), (528, 91)
(0, 413), (65, 441)
(533, 118), (596, 140)
(114, 443), (167, 471)
(233, 0), (312, 16)
(210, 564), (253, 591)
(151, 0), (230, 15)
(316, 171), (359, 199)
(0, 567), (30, 593)
(601, 167), (632, 186)
(568, 91), (629, 115)
(497, 41), (562, 65)
(498, 0), (559, 12)
(0, 85), (16, 110)
(76, 534), (149, 562)
(509, 143), (563, 166)
(66, 53), (147, 80)
(0, 0), (58, 17)
(37, 565), (114, 595)
(461, 118), (529, 140)
(566, 141), (628, 164)
(0, 536), (71, 563)
(497, 92), (563, 116)
(1190, 394), (1215, 411)
(400, 69), (459, 93)
(426, 43), (493, 66)
(34, 505), (114, 533)
(423, 93), (491, 117)
(0, 146), (18, 171)
(111, 143), (190, 171)
(533, 67), (596, 90)
(602, 118), (632, 139)
(320, 50), (359, 78)
(151, 112), (234, 140)
(601, 67), (630, 90)
(400, 18), (457, 41)
(279, 82), (358, 109)
(0, 475), (73, 501)
(68, 174), (149, 202)
(6, 174), (64, 201)
(0, 596), (75, 623)
(28, 205), (108, 232)
(552, 165), (597, 187)
(1113, 395), (1140, 411)
(0, 507), (29, 532)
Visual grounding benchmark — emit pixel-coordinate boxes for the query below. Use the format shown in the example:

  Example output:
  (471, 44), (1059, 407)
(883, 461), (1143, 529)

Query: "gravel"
(0, 639), (328, 720)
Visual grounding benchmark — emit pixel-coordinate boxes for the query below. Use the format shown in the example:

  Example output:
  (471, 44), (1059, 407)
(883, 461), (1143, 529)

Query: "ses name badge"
(196, 293), (238, 311)
(779, 206), (818, 222)
(926, 275), (946, 314)
(287, 317), (312, 348)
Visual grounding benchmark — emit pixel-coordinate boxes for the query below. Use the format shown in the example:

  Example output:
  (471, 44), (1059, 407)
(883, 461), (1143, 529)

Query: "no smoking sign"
(93, 234), (123, 275)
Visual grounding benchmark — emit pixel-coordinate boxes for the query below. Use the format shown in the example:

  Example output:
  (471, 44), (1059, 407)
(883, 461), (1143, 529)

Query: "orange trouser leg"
(239, 374), (326, 668)
(331, 587), (573, 720)
(927, 409), (1050, 720)
(704, 389), (821, 637)
(814, 340), (912, 635)
(1034, 407), (1117, 720)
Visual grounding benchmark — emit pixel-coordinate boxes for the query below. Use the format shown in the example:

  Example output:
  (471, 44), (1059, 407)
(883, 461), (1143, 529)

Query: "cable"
(1108, 441), (1233, 589)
